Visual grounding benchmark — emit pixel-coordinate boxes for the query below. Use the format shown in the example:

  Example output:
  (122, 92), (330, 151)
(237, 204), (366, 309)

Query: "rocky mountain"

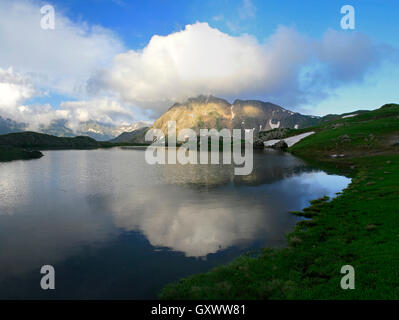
(71, 120), (151, 141)
(38, 119), (75, 137)
(110, 127), (150, 144)
(39, 119), (151, 141)
(152, 95), (322, 135)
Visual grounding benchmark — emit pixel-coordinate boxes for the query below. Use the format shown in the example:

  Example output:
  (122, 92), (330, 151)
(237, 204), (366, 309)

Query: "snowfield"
(342, 114), (358, 118)
(264, 131), (315, 148)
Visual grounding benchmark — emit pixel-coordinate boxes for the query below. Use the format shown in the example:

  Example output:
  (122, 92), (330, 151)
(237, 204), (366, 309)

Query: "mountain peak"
(232, 99), (283, 110)
(153, 96), (322, 134)
(171, 95), (230, 107)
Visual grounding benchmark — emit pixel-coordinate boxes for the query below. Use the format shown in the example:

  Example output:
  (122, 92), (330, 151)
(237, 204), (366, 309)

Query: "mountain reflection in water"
(0, 148), (350, 298)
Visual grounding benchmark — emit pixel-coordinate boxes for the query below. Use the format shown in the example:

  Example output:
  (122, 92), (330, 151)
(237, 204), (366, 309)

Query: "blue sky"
(51, 0), (399, 47)
(48, 0), (399, 115)
(0, 0), (398, 127)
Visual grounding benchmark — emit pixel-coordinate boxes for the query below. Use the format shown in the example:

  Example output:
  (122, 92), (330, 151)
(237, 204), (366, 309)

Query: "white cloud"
(0, 1), (134, 131)
(91, 22), (386, 113)
(239, 0), (256, 19)
(89, 23), (271, 112)
(0, 67), (134, 131)
(60, 98), (135, 131)
(0, 0), (124, 97)
(0, 68), (56, 130)
(0, 67), (36, 108)
(0, 1), (391, 124)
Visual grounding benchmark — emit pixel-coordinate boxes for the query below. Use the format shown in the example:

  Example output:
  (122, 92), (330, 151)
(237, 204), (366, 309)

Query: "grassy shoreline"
(159, 104), (399, 299)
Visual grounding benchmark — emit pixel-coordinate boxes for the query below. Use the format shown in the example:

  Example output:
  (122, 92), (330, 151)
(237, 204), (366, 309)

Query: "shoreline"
(160, 151), (399, 299)
(159, 104), (399, 299)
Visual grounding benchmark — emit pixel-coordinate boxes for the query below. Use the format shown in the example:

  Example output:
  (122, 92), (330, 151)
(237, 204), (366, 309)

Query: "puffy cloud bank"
(0, 0), (133, 130)
(0, 0), (393, 128)
(91, 22), (388, 113)
(0, 67), (36, 108)
(60, 99), (135, 131)
(0, 68), (134, 131)
(0, 0), (123, 96)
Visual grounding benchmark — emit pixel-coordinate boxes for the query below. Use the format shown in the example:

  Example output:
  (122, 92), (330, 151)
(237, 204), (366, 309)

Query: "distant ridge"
(110, 127), (150, 144)
(0, 116), (150, 141)
(0, 131), (100, 149)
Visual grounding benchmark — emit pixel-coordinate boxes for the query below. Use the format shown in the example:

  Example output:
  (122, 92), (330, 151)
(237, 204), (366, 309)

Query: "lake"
(0, 148), (350, 299)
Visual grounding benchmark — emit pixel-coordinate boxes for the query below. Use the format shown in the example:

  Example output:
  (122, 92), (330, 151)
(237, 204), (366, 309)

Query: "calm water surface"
(0, 148), (350, 299)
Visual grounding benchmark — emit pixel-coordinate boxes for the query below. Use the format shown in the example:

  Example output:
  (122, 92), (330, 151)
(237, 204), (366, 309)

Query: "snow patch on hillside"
(269, 119), (280, 129)
(264, 131), (315, 148)
(342, 114), (358, 118)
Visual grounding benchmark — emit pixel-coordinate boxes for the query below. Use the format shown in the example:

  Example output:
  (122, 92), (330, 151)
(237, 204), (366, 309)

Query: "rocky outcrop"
(152, 95), (321, 135)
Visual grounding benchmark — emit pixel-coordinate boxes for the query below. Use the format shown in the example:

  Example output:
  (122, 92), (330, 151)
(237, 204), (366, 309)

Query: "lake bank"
(160, 153), (399, 300)
(160, 104), (399, 299)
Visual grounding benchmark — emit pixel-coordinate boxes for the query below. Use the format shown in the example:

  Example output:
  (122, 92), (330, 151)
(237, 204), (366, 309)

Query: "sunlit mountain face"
(152, 95), (322, 136)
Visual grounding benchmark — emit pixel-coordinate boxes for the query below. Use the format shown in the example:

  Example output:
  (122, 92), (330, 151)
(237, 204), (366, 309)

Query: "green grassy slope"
(289, 104), (399, 158)
(160, 104), (399, 299)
